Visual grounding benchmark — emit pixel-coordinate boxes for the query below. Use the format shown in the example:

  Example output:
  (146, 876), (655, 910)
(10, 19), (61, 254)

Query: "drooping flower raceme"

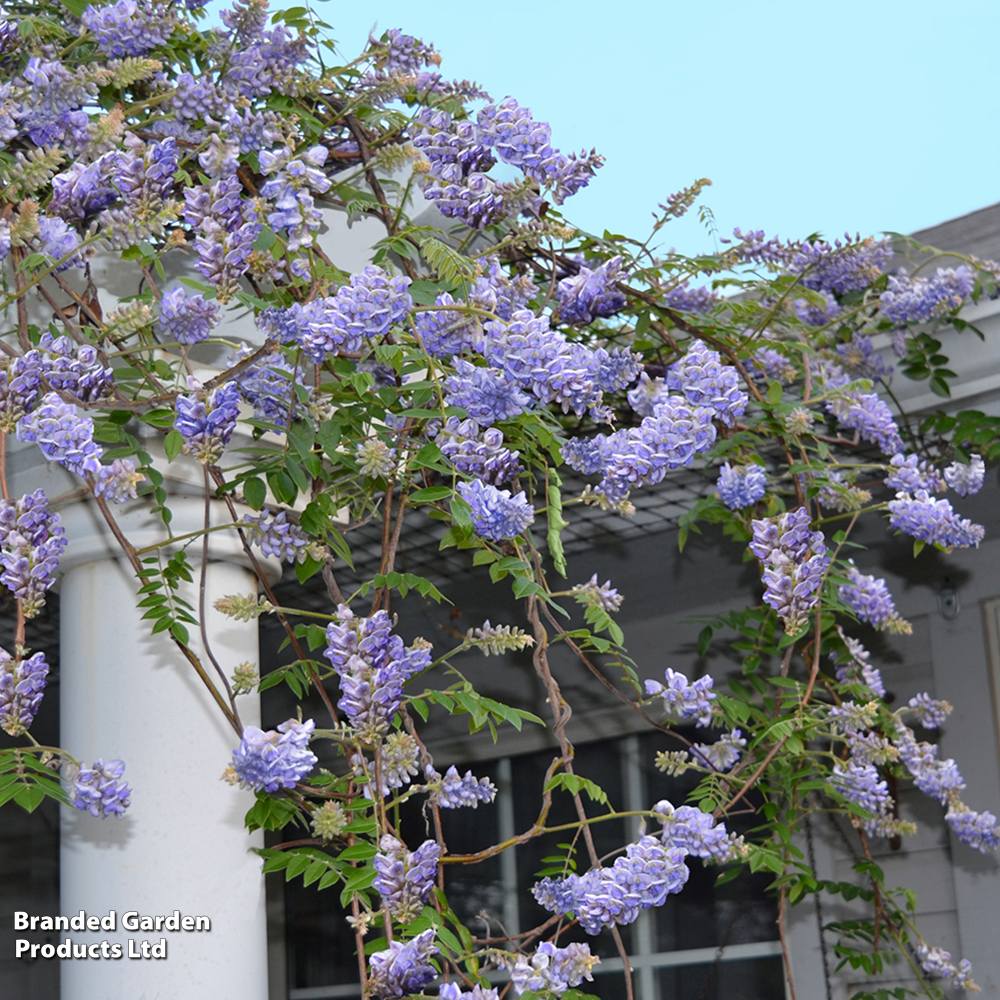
(666, 341), (747, 427)
(884, 453), (946, 494)
(750, 508), (831, 634)
(556, 255), (627, 324)
(95, 459), (144, 504)
(916, 944), (978, 992)
(838, 563), (907, 631)
(832, 634), (886, 697)
(173, 381), (241, 465)
(944, 455), (985, 497)
(690, 730), (746, 772)
(158, 286), (222, 345)
(0, 648), (49, 736)
(444, 359), (532, 426)
(242, 508), (309, 564)
(945, 805), (1000, 853)
(880, 267), (974, 325)
(716, 462), (767, 509)
(456, 479), (535, 541)
(644, 668), (716, 726)
(887, 491), (984, 549)
(570, 574), (623, 612)
(71, 759), (131, 819)
(428, 764), (497, 808)
(231, 718), (317, 793)
(654, 801), (746, 861)
(433, 416), (521, 485)
(908, 693), (952, 730)
(366, 928), (439, 999)
(16, 392), (103, 477)
(323, 606), (432, 743)
(373, 835), (440, 923)
(0, 489), (67, 617)
(507, 941), (600, 996)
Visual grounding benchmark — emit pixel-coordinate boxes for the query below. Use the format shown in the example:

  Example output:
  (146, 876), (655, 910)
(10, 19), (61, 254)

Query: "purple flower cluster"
(838, 563), (901, 630)
(626, 372), (668, 417)
(456, 479), (535, 541)
(81, 0), (175, 58)
(750, 508), (830, 634)
(323, 606), (432, 743)
(231, 718), (317, 792)
(894, 727), (965, 805)
(907, 693), (952, 730)
(96, 459), (144, 504)
(443, 359), (531, 426)
(690, 730), (746, 772)
(880, 267), (974, 325)
(72, 759), (131, 819)
(790, 236), (891, 295)
(823, 365), (904, 455)
(0, 489), (67, 618)
(242, 508), (309, 564)
(644, 668), (716, 726)
(508, 941), (599, 997)
(229, 346), (306, 427)
(260, 145), (332, 252)
(717, 462), (767, 509)
(570, 574), (623, 612)
(367, 928), (439, 999)
(836, 333), (892, 380)
(832, 635), (885, 697)
(887, 491), (984, 549)
(428, 764), (497, 809)
(159, 287), (222, 345)
(794, 290), (841, 326)
(533, 835), (689, 934)
(916, 944), (977, 991)
(433, 416), (521, 485)
(556, 256), (627, 324)
(655, 802), (745, 860)
(663, 282), (720, 314)
(173, 381), (241, 465)
(944, 456), (985, 497)
(16, 393), (103, 478)
(885, 453), (946, 494)
(0, 354), (40, 432)
(945, 806), (1000, 853)
(373, 834), (440, 924)
(0, 648), (49, 736)
(666, 342), (747, 426)
(830, 761), (891, 823)
(414, 294), (481, 358)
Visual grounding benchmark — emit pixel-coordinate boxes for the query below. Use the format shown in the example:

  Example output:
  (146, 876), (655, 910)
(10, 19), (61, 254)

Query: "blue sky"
(254, 1), (999, 253)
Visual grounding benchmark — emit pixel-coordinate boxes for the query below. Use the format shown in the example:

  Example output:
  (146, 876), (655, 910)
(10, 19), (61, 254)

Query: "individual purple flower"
(880, 266), (974, 324)
(945, 805), (1000, 853)
(666, 342), (747, 426)
(690, 730), (746, 772)
(95, 459), (144, 504)
(81, 0), (175, 58)
(242, 508), (309, 564)
(838, 563), (903, 631)
(16, 393), (103, 478)
(373, 835), (440, 924)
(717, 462), (767, 509)
(456, 479), (535, 541)
(908, 693), (952, 730)
(72, 759), (131, 818)
(887, 490), (984, 549)
(231, 718), (317, 793)
(0, 648), (49, 736)
(367, 928), (439, 999)
(323, 606), (432, 743)
(556, 256), (627, 324)
(508, 941), (599, 997)
(644, 668), (716, 726)
(159, 287), (222, 345)
(570, 573), (623, 612)
(654, 801), (746, 861)
(173, 381), (241, 465)
(433, 416), (521, 485)
(444, 359), (532, 426)
(0, 489), (68, 617)
(428, 764), (497, 809)
(885, 453), (946, 494)
(750, 508), (830, 634)
(943, 455), (985, 497)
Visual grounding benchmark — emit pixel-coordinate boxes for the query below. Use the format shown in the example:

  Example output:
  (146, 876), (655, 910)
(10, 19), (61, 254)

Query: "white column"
(57, 497), (280, 1000)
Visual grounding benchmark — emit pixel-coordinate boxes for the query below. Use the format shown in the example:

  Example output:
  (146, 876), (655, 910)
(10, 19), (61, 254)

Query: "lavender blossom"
(945, 805), (1000, 853)
(456, 479), (535, 541)
(95, 459), (144, 504)
(242, 508), (309, 564)
(323, 606), (432, 743)
(908, 693), (952, 730)
(644, 668), (716, 726)
(894, 727), (965, 805)
(838, 563), (904, 631)
(885, 453), (946, 494)
(944, 456), (985, 497)
(159, 287), (222, 345)
(916, 944), (978, 991)
(81, 0), (175, 58)
(836, 333), (893, 379)
(887, 491), (985, 549)
(626, 372), (669, 417)
(373, 835), (440, 923)
(231, 718), (317, 792)
(570, 573), (623, 612)
(508, 941), (599, 997)
(72, 759), (131, 818)
(0, 489), (68, 617)
(790, 236), (891, 295)
(433, 417), (521, 485)
(556, 256), (627, 324)
(880, 267), (974, 324)
(666, 342), (747, 427)
(794, 290), (841, 326)
(32, 333), (114, 402)
(0, 648), (49, 736)
(690, 730), (746, 772)
(826, 387), (904, 456)
(717, 462), (767, 509)
(16, 393), (103, 478)
(173, 381), (241, 465)
(429, 764), (497, 808)
(414, 293), (480, 358)
(830, 761), (891, 820)
(444, 359), (532, 426)
(367, 928), (439, 999)
(260, 145), (331, 252)
(832, 635), (885, 697)
(750, 508), (830, 634)
(654, 801), (746, 861)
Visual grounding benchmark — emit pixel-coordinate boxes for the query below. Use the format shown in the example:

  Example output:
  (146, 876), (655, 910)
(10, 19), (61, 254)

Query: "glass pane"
(657, 956), (785, 1000)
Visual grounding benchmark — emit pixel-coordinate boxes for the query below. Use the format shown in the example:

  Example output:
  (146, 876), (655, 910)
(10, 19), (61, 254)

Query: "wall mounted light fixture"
(938, 576), (960, 620)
